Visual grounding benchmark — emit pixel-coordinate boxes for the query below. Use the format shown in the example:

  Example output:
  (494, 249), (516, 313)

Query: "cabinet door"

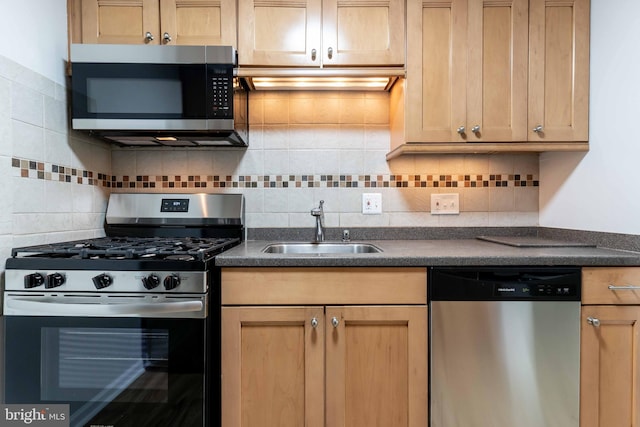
(160, 0), (236, 46)
(80, 0), (160, 44)
(529, 0), (589, 141)
(321, 0), (405, 66)
(221, 306), (325, 427)
(580, 306), (640, 427)
(238, 0), (322, 66)
(325, 306), (428, 427)
(404, 0), (467, 143)
(466, 0), (528, 142)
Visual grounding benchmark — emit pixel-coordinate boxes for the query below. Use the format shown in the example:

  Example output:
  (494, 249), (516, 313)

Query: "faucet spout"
(310, 200), (325, 242)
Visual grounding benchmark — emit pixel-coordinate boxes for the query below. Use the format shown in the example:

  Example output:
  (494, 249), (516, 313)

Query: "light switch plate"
(362, 193), (382, 214)
(431, 193), (460, 215)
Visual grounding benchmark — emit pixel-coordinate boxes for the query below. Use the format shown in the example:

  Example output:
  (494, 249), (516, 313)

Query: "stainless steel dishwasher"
(430, 267), (581, 427)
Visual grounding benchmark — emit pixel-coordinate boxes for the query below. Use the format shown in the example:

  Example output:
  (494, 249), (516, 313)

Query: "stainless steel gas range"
(2, 193), (244, 427)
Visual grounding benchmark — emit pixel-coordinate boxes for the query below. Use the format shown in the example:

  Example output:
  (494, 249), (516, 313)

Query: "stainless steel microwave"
(70, 44), (248, 147)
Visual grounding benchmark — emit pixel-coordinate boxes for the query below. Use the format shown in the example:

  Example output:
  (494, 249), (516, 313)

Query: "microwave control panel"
(209, 65), (233, 118)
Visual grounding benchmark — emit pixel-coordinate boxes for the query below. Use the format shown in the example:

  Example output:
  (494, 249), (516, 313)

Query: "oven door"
(3, 294), (209, 427)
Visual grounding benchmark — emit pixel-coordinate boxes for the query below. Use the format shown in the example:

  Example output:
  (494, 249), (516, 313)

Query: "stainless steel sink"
(262, 242), (382, 254)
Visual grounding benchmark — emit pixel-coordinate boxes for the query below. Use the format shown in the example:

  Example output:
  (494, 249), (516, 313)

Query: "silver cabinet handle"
(311, 317), (319, 328)
(457, 126), (466, 135)
(608, 285), (640, 290)
(145, 31), (154, 42)
(327, 47), (333, 59)
(163, 32), (172, 43)
(6, 298), (203, 318)
(331, 316), (339, 328)
(533, 125), (543, 133)
(587, 317), (600, 327)
(471, 125), (481, 133)
(311, 49), (317, 61)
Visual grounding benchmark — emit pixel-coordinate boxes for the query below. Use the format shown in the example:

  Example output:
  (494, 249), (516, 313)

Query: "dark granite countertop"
(215, 237), (640, 268)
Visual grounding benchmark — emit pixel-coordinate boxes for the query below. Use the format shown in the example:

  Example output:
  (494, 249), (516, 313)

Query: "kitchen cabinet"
(69, 0), (236, 46)
(221, 267), (428, 427)
(580, 267), (640, 427)
(237, 0), (405, 67)
(529, 0), (589, 142)
(388, 0), (589, 157)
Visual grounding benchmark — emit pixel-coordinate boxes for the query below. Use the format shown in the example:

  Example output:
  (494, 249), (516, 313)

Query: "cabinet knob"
(457, 126), (466, 135)
(331, 316), (339, 328)
(145, 32), (154, 42)
(311, 49), (317, 61)
(587, 316), (600, 327)
(163, 32), (172, 44)
(471, 125), (481, 134)
(327, 47), (333, 59)
(311, 317), (319, 328)
(532, 125), (544, 133)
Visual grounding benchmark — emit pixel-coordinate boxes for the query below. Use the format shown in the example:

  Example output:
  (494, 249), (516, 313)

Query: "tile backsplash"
(1, 54), (110, 265)
(4, 66), (539, 251)
(109, 91), (540, 229)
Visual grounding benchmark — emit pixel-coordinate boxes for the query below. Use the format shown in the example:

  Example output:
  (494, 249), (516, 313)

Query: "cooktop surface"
(476, 235), (596, 248)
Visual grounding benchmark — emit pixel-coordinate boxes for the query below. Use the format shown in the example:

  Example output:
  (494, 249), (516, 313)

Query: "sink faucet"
(311, 200), (325, 242)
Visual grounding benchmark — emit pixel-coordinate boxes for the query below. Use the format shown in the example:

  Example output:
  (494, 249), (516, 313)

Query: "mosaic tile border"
(12, 157), (539, 189)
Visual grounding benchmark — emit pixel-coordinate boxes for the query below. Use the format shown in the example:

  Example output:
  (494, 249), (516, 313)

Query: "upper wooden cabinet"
(389, 0), (590, 157)
(237, 0), (405, 67)
(528, 0), (590, 142)
(69, 0), (236, 46)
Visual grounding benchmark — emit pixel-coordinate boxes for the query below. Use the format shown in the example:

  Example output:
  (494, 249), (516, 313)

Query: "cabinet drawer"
(582, 267), (640, 305)
(221, 267), (427, 305)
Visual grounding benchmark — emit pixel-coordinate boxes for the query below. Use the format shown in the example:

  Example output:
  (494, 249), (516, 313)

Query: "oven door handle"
(5, 298), (205, 318)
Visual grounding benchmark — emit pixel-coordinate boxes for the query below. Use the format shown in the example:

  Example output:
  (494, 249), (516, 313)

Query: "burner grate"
(11, 236), (240, 261)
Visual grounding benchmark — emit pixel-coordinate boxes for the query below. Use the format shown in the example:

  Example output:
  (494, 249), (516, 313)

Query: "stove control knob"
(143, 274), (161, 290)
(24, 273), (45, 288)
(92, 273), (113, 289)
(46, 273), (65, 289)
(164, 274), (181, 290)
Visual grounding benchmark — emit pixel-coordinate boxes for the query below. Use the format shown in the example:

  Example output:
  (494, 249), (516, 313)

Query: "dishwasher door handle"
(608, 285), (640, 290)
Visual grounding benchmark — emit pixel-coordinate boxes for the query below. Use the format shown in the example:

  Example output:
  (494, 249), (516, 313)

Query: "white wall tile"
(111, 150), (137, 176)
(0, 77), (10, 156)
(12, 119), (44, 160)
(186, 150), (215, 176)
(11, 82), (43, 127)
(43, 95), (67, 133)
(263, 125), (289, 149)
(212, 150), (243, 176)
(12, 176), (45, 214)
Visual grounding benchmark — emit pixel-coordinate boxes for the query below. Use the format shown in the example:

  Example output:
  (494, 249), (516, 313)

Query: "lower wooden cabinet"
(581, 267), (640, 427)
(221, 267), (428, 427)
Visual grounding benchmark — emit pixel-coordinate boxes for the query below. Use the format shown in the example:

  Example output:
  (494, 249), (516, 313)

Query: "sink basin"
(262, 242), (382, 254)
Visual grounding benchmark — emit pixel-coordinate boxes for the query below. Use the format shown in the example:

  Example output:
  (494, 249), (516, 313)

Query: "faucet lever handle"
(311, 200), (325, 216)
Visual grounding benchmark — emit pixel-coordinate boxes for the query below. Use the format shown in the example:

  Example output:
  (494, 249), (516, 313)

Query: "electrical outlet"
(362, 193), (382, 214)
(431, 193), (460, 215)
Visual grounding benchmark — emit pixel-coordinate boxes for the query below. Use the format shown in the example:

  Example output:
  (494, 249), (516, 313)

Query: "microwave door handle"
(5, 299), (204, 317)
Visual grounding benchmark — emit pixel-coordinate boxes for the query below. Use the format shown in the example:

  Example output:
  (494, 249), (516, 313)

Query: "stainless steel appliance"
(430, 267), (581, 427)
(70, 44), (248, 147)
(2, 193), (244, 427)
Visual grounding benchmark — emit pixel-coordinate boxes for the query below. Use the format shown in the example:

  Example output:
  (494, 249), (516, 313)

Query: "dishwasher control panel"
(494, 282), (579, 298)
(430, 267), (581, 301)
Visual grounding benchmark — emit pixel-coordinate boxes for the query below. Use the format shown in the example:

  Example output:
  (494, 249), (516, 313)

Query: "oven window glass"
(41, 327), (169, 403)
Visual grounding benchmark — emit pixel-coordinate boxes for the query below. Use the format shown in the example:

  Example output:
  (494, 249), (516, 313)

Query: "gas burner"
(11, 236), (241, 262)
